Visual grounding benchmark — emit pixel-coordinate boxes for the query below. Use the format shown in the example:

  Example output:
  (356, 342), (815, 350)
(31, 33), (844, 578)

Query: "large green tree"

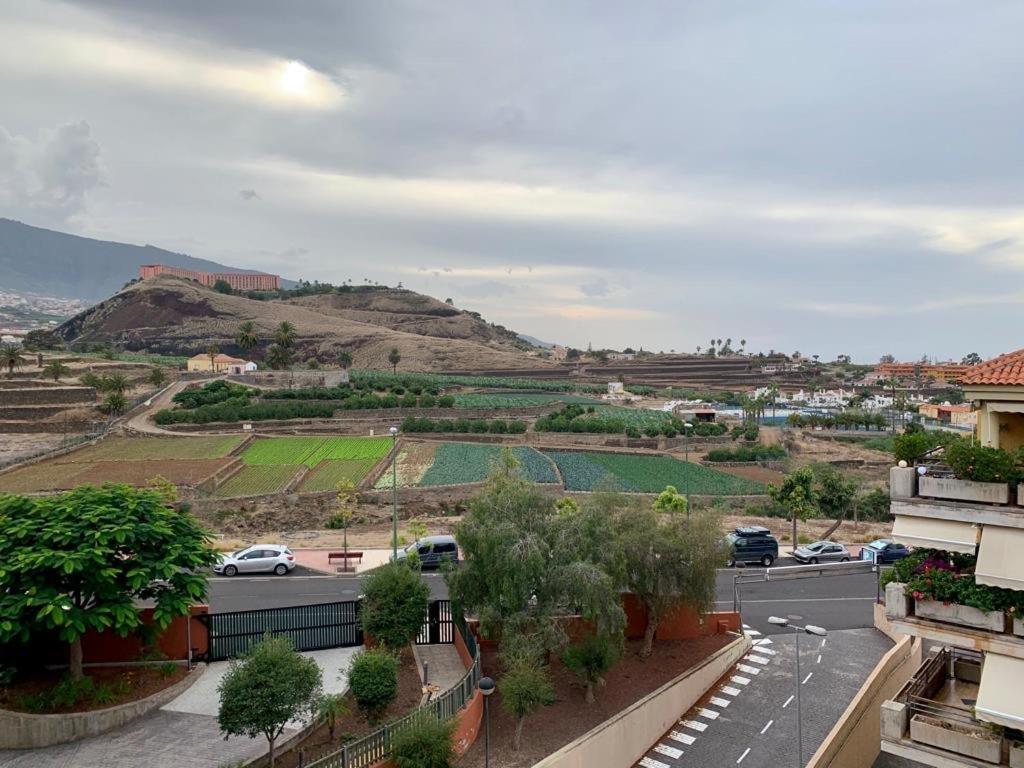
(388, 347), (401, 374)
(0, 484), (220, 679)
(360, 562), (430, 651)
(768, 466), (820, 550)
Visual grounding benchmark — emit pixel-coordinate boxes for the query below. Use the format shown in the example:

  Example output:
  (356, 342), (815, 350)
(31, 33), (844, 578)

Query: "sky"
(1, 0), (1023, 362)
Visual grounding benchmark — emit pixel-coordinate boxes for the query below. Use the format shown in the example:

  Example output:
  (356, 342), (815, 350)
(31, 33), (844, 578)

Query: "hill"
(0, 218), (284, 302)
(53, 276), (547, 372)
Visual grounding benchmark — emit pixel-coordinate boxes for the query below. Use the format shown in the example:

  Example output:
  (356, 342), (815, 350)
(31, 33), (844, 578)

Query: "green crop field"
(452, 392), (600, 408)
(212, 465), (301, 497)
(585, 406), (675, 428)
(544, 451), (765, 494)
(66, 436), (246, 462)
(419, 443), (559, 486)
(240, 437), (391, 467)
(298, 459), (382, 492)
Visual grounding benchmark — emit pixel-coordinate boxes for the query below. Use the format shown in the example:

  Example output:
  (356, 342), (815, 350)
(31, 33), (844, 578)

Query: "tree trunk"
(268, 736), (276, 768)
(791, 514), (797, 553)
(585, 682), (594, 704)
(69, 637), (84, 680)
(514, 716), (525, 751)
(641, 612), (658, 658)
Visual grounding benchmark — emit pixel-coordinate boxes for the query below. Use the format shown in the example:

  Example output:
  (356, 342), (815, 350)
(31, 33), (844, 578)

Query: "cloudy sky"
(1, 0), (1022, 361)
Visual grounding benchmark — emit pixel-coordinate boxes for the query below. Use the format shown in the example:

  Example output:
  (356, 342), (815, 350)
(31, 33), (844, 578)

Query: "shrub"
(856, 488), (892, 521)
(360, 563), (430, 650)
(500, 662), (556, 751)
(943, 440), (1020, 484)
(391, 717), (456, 768)
(348, 649), (399, 719)
(705, 444), (786, 462)
(560, 632), (622, 704)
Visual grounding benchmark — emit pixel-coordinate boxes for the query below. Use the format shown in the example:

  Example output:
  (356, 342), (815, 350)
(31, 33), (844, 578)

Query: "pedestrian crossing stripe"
(736, 664), (761, 675)
(681, 720), (708, 732)
(698, 708), (720, 720)
(720, 686), (742, 696)
(669, 731), (696, 745)
(744, 629), (762, 636)
(710, 696), (731, 708)
(655, 744), (683, 759)
(753, 637), (773, 646)
(640, 758), (670, 768)
(730, 675), (750, 685)
(754, 646), (777, 655)
(745, 654), (771, 665)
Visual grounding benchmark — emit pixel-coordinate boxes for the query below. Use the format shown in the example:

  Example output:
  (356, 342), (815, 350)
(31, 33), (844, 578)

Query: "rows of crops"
(298, 459), (381, 492)
(212, 465), (301, 498)
(419, 443), (559, 486)
(585, 406), (675, 427)
(452, 392), (600, 408)
(240, 437), (391, 467)
(543, 451), (765, 494)
(67, 436), (245, 462)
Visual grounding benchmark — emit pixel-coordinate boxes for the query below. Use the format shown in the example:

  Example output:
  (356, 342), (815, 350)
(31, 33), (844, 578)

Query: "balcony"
(881, 649), (1024, 768)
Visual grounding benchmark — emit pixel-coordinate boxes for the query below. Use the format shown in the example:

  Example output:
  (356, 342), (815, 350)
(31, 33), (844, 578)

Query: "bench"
(327, 551), (363, 572)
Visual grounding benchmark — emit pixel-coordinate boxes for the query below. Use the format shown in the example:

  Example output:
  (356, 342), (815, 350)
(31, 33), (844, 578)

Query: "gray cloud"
(239, 189), (261, 201)
(580, 277), (610, 298)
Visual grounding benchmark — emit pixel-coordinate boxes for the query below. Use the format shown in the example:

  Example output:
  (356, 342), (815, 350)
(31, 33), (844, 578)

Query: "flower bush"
(894, 548), (1019, 614)
(943, 439), (1021, 484)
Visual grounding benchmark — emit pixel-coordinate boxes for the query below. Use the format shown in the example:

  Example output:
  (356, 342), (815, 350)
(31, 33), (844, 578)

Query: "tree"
(213, 279), (233, 294)
(392, 716), (456, 768)
(42, 360), (71, 382)
(768, 467), (819, 549)
(334, 479), (357, 563)
(652, 485), (688, 517)
(360, 563), (430, 651)
(218, 635), (323, 767)
(235, 321), (259, 353)
(147, 367), (169, 388)
(98, 373), (130, 394)
(206, 344), (219, 370)
(274, 321), (296, 349)
(388, 347), (401, 374)
(500, 661), (555, 750)
(315, 693), (349, 740)
(879, 354), (895, 364)
(348, 648), (399, 720)
(100, 392), (129, 416)
(337, 350), (353, 370)
(807, 464), (857, 540)
(961, 352), (982, 366)
(561, 631), (622, 704)
(610, 502), (724, 657)
(0, 343), (25, 376)
(265, 343), (292, 370)
(0, 484), (219, 679)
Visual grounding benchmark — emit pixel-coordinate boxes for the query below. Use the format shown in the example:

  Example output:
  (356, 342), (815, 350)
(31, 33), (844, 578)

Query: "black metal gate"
(199, 600), (363, 661)
(415, 599), (454, 645)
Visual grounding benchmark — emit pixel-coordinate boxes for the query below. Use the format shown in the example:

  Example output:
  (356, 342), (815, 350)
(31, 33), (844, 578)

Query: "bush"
(943, 440), (1020, 484)
(560, 633), (622, 704)
(732, 424), (760, 441)
(857, 488), (892, 521)
(347, 649), (399, 719)
(705, 444), (786, 462)
(360, 563), (430, 650)
(392, 717), (456, 768)
(892, 431), (952, 463)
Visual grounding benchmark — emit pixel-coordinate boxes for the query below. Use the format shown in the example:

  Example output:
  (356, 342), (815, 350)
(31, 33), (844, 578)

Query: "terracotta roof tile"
(962, 349), (1024, 385)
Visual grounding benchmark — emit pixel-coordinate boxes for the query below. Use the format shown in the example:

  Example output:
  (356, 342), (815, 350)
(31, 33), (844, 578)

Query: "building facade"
(139, 264), (280, 291)
(875, 361), (971, 385)
(186, 354), (257, 375)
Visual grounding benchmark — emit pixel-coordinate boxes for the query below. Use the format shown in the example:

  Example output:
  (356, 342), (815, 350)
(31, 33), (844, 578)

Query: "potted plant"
(918, 441), (1018, 504)
(908, 565), (1010, 633)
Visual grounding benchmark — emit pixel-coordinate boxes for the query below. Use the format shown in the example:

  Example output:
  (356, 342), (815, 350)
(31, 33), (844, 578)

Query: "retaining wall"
(0, 420), (99, 434)
(0, 387), (96, 406)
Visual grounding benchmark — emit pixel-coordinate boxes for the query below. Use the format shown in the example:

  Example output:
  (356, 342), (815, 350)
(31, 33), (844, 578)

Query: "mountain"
(53, 275), (548, 372)
(0, 218), (284, 302)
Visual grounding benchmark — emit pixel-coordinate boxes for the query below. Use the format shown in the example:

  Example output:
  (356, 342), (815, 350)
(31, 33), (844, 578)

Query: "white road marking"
(655, 744), (683, 759)
(782, 695), (795, 708)
(710, 696), (731, 708)
(640, 758), (670, 768)
(742, 623), (751, 628)
(754, 637), (773, 646)
(682, 720), (708, 732)
(821, 638), (827, 647)
(731, 675), (751, 686)
(755, 647), (777, 656)
(744, 628), (762, 636)
(760, 719), (774, 734)
(737, 747), (751, 764)
(802, 672), (813, 685)
(737, 664), (761, 675)
(669, 731), (696, 745)
(817, 654), (822, 664)
(746, 654), (771, 665)
(698, 708), (720, 720)
(721, 685), (742, 696)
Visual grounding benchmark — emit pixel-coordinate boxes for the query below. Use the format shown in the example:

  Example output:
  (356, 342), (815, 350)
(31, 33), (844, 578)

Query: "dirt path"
(123, 378), (216, 435)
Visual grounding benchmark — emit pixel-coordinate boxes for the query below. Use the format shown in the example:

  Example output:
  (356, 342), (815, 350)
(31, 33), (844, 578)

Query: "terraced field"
(452, 392), (600, 408)
(374, 442), (439, 489)
(544, 451), (765, 494)
(240, 437), (391, 467)
(585, 406), (676, 428)
(62, 436), (245, 462)
(419, 443), (558, 487)
(212, 465), (301, 498)
(0, 458), (234, 493)
(298, 459), (382, 492)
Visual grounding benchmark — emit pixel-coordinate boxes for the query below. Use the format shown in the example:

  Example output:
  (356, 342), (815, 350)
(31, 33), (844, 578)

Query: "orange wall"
(622, 593), (740, 640)
(80, 605), (209, 664)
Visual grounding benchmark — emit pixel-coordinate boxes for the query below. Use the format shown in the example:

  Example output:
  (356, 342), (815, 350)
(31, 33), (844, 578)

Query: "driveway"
(0, 646), (359, 768)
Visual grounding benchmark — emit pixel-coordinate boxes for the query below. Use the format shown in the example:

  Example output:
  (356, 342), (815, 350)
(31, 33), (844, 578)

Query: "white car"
(214, 544), (296, 576)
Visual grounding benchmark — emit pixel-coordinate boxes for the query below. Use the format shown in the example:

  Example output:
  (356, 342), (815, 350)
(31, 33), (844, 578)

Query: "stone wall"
(0, 420), (100, 434)
(0, 405), (85, 420)
(0, 387), (96, 406)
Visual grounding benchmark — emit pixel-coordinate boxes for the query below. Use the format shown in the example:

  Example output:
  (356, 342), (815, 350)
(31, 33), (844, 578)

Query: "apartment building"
(138, 264), (281, 291)
(880, 349), (1024, 767)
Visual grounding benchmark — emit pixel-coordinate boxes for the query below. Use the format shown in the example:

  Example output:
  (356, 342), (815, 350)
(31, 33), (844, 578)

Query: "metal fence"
(416, 599), (454, 645)
(307, 613), (480, 768)
(198, 601), (362, 661)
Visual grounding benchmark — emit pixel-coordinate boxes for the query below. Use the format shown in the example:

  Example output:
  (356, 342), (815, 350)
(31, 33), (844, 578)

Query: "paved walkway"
(414, 643), (466, 696)
(0, 646), (359, 768)
(293, 548), (393, 575)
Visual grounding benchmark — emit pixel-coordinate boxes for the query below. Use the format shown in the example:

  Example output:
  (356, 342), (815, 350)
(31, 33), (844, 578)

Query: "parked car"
(214, 544), (296, 576)
(793, 540), (851, 564)
(393, 535), (459, 570)
(726, 526), (779, 567)
(859, 539), (911, 564)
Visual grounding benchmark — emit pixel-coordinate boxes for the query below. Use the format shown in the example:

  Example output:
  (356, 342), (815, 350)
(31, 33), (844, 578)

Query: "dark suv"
(726, 526), (780, 567)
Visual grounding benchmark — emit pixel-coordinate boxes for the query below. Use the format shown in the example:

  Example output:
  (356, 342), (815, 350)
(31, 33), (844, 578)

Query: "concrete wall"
(0, 665), (203, 749)
(803, 604), (922, 768)
(529, 636), (750, 768)
(0, 387), (96, 405)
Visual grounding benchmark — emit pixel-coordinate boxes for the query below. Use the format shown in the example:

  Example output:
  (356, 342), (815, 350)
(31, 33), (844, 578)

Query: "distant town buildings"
(550, 345), (568, 361)
(186, 354), (257, 374)
(139, 264), (281, 292)
(873, 361), (970, 385)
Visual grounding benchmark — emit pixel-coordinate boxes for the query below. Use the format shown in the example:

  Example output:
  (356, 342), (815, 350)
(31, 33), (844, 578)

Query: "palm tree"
(100, 392), (128, 416)
(42, 360), (71, 382)
(316, 693), (349, 740)
(387, 347), (401, 374)
(740, 339), (747, 354)
(206, 344), (219, 371)
(274, 321), (296, 349)
(0, 344), (25, 377)
(696, 345), (702, 355)
(337, 351), (353, 370)
(235, 321), (258, 353)
(265, 343), (292, 370)
(100, 373), (130, 394)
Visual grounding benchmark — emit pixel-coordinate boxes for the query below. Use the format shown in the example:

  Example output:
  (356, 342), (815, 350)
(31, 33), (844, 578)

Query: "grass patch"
(212, 465), (301, 497)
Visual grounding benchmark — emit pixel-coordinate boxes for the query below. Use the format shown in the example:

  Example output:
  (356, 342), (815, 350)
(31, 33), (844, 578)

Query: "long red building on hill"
(138, 264), (280, 291)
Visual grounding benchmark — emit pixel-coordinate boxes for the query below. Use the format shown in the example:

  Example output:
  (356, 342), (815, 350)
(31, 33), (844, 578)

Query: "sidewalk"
(293, 548), (392, 575)
(413, 644), (466, 695)
(0, 646), (360, 768)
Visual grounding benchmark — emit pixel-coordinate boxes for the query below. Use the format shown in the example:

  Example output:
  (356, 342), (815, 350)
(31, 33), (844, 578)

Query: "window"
(261, 550), (280, 558)
(437, 543), (456, 554)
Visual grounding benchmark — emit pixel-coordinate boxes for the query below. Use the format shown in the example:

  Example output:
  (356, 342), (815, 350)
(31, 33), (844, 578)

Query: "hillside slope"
(0, 218), (283, 301)
(55, 276), (547, 372)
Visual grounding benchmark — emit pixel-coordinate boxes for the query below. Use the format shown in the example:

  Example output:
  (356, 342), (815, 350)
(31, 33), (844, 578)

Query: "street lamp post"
(479, 676), (496, 768)
(767, 616), (827, 768)
(389, 426), (399, 560)
(683, 422), (693, 519)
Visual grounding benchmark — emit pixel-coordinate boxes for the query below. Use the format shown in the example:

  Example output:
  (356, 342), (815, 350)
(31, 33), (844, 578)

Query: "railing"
(307, 613), (480, 768)
(900, 648), (983, 728)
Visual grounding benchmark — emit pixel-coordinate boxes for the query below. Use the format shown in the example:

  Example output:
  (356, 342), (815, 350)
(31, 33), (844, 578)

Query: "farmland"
(60, 436), (245, 462)
(0, 458), (234, 494)
(404, 443), (559, 487)
(544, 451), (765, 494)
(298, 459), (382, 492)
(374, 442), (439, 489)
(452, 392), (599, 408)
(212, 465), (302, 498)
(240, 437), (391, 468)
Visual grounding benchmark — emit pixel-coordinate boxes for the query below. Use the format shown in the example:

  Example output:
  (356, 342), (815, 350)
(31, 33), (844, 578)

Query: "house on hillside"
(961, 348), (1024, 450)
(186, 354), (257, 375)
